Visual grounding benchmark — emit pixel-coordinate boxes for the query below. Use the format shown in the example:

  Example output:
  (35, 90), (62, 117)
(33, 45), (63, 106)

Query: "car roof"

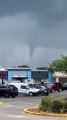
(8, 82), (28, 86)
(63, 82), (67, 85)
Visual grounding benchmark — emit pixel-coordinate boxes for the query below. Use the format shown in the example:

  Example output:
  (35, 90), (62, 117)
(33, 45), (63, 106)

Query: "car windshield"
(28, 84), (35, 88)
(28, 84), (44, 89)
(63, 83), (67, 86)
(34, 85), (42, 89)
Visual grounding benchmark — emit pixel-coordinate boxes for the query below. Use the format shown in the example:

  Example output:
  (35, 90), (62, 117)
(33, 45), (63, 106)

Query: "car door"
(19, 85), (29, 94)
(0, 86), (3, 96)
(63, 84), (67, 90)
(0, 86), (7, 96)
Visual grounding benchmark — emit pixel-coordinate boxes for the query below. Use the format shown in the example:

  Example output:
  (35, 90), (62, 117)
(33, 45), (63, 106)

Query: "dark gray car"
(28, 84), (49, 96)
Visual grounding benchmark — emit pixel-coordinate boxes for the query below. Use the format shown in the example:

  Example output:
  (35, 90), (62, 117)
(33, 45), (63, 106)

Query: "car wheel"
(45, 92), (49, 96)
(51, 89), (54, 93)
(4, 93), (10, 98)
(41, 91), (45, 96)
(11, 95), (15, 98)
(58, 89), (61, 93)
(29, 92), (33, 96)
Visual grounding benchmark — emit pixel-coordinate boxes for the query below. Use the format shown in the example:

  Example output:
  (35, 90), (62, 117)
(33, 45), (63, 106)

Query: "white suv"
(8, 82), (39, 96)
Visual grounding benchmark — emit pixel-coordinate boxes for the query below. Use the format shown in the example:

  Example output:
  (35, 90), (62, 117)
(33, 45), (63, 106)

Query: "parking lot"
(0, 91), (67, 120)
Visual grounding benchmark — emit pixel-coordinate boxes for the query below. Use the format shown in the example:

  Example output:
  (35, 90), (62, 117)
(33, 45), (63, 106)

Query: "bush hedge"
(39, 96), (67, 113)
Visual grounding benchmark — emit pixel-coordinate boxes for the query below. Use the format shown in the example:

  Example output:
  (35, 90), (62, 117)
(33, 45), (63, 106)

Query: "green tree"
(48, 55), (67, 72)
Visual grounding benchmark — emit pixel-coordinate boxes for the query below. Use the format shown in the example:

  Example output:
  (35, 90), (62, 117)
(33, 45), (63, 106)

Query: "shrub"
(50, 99), (63, 113)
(64, 97), (67, 101)
(63, 101), (67, 113)
(39, 96), (58, 112)
(38, 96), (67, 113)
(39, 97), (51, 111)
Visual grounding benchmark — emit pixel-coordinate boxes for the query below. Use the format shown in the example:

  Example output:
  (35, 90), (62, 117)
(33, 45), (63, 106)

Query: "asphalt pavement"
(0, 91), (67, 120)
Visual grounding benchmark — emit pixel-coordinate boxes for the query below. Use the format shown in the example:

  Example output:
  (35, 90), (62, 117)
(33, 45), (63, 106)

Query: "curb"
(24, 108), (67, 117)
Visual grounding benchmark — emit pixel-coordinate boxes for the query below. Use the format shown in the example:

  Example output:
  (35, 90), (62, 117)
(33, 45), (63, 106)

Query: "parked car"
(7, 84), (18, 96)
(47, 82), (63, 93)
(46, 83), (53, 93)
(0, 85), (18, 98)
(8, 82), (39, 96)
(28, 83), (49, 96)
(62, 83), (67, 90)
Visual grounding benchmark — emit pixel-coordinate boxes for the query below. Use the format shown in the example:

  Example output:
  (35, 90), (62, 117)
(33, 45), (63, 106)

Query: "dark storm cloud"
(0, 0), (67, 67)
(0, 0), (67, 24)
(0, 0), (53, 16)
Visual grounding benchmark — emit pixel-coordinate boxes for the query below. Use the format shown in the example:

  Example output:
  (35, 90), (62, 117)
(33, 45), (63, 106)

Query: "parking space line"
(0, 113), (25, 118)
(0, 102), (3, 104)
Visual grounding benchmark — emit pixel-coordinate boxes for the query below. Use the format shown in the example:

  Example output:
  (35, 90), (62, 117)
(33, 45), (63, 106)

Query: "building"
(7, 67), (49, 83)
(0, 65), (56, 84)
(7, 67), (31, 83)
(52, 71), (67, 84)
(31, 69), (48, 82)
(0, 66), (8, 84)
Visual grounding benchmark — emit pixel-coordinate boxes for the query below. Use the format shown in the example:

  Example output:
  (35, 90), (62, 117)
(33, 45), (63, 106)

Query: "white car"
(8, 82), (39, 96)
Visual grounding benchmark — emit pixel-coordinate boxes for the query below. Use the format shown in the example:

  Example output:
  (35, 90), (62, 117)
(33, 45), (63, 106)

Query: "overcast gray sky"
(0, 0), (67, 68)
